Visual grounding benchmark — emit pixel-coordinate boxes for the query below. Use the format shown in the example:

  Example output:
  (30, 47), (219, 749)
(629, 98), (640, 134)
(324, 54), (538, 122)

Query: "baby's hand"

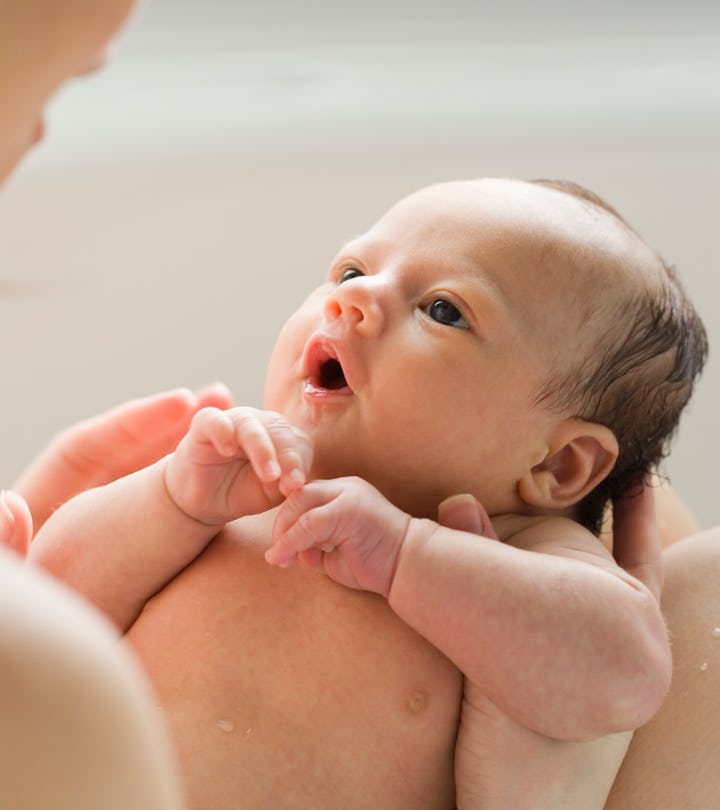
(164, 407), (313, 525)
(13, 383), (234, 535)
(266, 477), (410, 597)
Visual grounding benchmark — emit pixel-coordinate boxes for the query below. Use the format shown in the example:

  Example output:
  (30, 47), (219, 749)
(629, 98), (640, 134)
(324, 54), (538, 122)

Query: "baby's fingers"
(226, 409), (289, 482)
(220, 409), (311, 490)
(187, 407), (237, 456)
(267, 484), (339, 566)
(255, 415), (313, 495)
(185, 407), (280, 483)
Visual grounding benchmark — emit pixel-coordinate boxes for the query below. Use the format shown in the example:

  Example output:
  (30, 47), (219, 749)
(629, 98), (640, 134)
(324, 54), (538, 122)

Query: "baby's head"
(0, 0), (137, 182)
(265, 178), (707, 528)
(526, 179), (707, 530)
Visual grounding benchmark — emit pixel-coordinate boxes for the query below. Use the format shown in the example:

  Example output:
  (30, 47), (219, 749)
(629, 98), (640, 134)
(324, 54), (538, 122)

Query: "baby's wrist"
(160, 455), (224, 530)
(386, 516), (438, 603)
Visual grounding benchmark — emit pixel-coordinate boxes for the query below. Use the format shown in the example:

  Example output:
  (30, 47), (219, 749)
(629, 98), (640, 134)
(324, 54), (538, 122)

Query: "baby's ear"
(518, 419), (618, 511)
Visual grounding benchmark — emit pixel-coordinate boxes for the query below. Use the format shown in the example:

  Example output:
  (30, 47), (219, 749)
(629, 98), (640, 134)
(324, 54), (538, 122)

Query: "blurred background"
(1, 0), (718, 524)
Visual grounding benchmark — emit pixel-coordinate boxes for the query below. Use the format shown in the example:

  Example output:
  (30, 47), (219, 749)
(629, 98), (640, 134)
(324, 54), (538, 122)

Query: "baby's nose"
(323, 280), (385, 336)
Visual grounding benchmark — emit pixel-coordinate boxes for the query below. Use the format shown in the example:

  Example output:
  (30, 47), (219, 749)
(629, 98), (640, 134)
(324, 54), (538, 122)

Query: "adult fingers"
(14, 385), (230, 531)
(437, 493), (498, 539)
(0, 490), (33, 557)
(611, 480), (664, 603)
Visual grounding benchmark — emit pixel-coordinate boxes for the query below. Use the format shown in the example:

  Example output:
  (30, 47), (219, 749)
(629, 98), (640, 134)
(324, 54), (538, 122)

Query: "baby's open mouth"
(305, 339), (353, 394)
(318, 357), (347, 390)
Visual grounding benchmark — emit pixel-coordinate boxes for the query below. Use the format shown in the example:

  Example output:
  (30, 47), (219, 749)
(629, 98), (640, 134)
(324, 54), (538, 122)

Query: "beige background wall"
(1, 0), (718, 525)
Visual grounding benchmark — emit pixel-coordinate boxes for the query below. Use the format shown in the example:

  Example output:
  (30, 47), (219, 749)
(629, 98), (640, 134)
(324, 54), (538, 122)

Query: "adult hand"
(436, 493), (497, 539)
(0, 489), (33, 556)
(13, 383), (233, 535)
(611, 479), (663, 603)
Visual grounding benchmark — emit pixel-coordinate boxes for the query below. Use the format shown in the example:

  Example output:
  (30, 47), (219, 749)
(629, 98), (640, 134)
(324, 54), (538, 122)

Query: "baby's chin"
(307, 454), (359, 485)
(307, 458), (441, 520)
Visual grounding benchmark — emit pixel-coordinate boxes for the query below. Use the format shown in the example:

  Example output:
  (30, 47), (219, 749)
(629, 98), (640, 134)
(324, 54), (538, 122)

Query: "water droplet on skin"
(245, 727), (253, 735)
(217, 719), (235, 733)
(712, 627), (720, 639)
(700, 662), (710, 672)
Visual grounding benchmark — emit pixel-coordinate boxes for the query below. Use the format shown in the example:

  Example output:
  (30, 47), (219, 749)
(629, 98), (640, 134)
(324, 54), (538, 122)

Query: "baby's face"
(266, 179), (613, 518)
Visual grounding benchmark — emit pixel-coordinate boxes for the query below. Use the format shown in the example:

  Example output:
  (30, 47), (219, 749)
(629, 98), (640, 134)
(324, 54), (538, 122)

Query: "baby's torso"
(126, 512), (462, 810)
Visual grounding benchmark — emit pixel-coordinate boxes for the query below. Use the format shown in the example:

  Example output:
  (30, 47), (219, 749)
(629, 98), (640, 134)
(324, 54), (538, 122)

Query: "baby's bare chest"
(127, 518), (462, 810)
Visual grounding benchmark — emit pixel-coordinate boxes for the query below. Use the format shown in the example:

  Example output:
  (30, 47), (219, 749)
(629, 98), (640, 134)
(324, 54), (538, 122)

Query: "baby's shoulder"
(494, 513), (615, 566)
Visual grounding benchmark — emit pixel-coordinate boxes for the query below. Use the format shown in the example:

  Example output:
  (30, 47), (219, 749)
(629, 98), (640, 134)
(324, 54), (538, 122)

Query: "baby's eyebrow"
(337, 232), (369, 254)
(329, 235), (388, 272)
(447, 259), (512, 330)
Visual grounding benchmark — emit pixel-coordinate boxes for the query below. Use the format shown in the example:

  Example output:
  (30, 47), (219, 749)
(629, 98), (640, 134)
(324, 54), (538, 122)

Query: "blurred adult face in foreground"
(0, 0), (138, 183)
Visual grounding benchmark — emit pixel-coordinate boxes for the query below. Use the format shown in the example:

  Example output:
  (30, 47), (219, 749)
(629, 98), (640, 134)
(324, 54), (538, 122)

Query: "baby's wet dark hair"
(531, 179), (708, 534)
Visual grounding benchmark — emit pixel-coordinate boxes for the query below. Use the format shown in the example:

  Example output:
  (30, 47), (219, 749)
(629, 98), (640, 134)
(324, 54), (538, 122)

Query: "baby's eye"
(338, 267), (364, 284)
(424, 299), (469, 329)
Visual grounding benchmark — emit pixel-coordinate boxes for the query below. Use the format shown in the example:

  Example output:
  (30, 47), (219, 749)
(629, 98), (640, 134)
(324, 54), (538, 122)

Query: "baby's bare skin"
(127, 511), (461, 810)
(29, 180), (680, 809)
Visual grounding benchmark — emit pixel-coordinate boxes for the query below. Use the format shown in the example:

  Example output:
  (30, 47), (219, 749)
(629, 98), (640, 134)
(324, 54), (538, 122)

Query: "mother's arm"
(606, 523), (720, 809)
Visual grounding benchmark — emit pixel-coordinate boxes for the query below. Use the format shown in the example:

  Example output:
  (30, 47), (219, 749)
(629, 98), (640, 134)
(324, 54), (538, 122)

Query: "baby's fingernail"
(266, 546), (296, 568)
(265, 459), (281, 479)
(287, 467), (306, 488)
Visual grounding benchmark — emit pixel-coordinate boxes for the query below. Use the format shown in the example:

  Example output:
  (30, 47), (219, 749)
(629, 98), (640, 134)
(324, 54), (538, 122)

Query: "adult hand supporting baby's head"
(437, 494), (498, 540)
(611, 480), (663, 603)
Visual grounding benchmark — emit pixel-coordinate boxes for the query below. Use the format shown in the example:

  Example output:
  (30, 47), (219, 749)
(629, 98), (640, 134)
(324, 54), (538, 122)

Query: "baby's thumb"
(437, 494), (498, 540)
(0, 490), (34, 557)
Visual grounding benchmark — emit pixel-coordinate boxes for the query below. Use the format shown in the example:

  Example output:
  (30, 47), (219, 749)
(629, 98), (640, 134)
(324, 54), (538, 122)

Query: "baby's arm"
(15, 383), (234, 535)
(268, 476), (671, 742)
(30, 407), (312, 631)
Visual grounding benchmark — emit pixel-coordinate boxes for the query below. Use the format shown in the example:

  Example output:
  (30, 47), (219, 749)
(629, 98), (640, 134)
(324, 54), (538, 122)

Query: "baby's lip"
(302, 334), (354, 395)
